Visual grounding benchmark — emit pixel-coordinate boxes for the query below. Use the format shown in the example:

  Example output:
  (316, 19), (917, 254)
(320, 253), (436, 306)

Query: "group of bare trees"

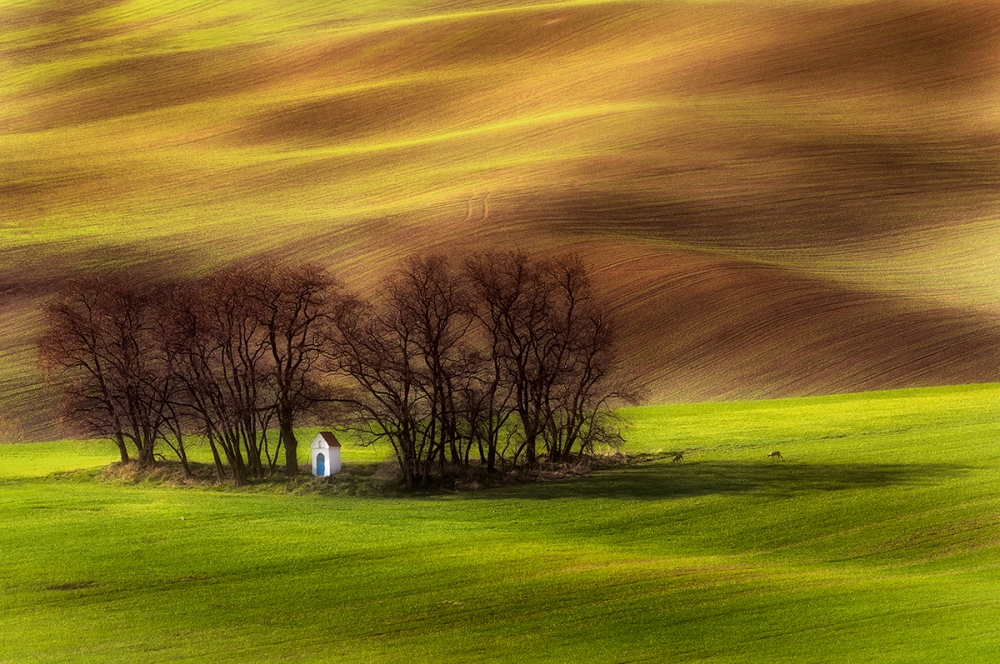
(39, 263), (333, 487)
(40, 251), (631, 489)
(333, 252), (631, 489)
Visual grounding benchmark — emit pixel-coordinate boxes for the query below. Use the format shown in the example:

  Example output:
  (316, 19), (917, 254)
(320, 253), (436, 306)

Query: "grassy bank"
(2, 383), (999, 661)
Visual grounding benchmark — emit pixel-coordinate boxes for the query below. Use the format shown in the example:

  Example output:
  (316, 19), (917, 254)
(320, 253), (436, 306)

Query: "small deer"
(766, 450), (783, 460)
(672, 451), (686, 463)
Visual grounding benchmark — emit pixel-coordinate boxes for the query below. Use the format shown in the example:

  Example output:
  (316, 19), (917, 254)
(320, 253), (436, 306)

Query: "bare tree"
(466, 251), (632, 465)
(39, 274), (175, 467)
(328, 292), (426, 489)
(158, 268), (273, 487)
(326, 255), (474, 487)
(536, 256), (629, 461)
(464, 250), (556, 466)
(462, 255), (521, 472)
(248, 262), (340, 477)
(388, 255), (474, 470)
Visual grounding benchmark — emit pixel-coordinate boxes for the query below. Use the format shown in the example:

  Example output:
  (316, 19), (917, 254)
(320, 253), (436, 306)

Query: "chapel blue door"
(317, 453), (325, 476)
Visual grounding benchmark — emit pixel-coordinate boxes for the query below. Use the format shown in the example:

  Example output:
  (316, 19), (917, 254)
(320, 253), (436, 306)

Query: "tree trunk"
(207, 436), (225, 482)
(228, 447), (247, 487)
(448, 428), (461, 465)
(525, 433), (537, 466)
(402, 454), (415, 490)
(114, 433), (130, 464)
(487, 442), (497, 473)
(231, 465), (246, 488)
(138, 439), (156, 467)
(175, 433), (193, 478)
(233, 449), (248, 486)
(221, 439), (248, 487)
(280, 415), (298, 477)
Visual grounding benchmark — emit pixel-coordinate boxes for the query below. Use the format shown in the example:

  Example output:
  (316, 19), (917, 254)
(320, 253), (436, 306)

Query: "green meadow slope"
(2, 385), (999, 661)
(2, 0), (1000, 440)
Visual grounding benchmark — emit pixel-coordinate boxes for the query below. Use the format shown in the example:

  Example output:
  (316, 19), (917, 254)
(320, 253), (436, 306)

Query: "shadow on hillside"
(470, 460), (972, 501)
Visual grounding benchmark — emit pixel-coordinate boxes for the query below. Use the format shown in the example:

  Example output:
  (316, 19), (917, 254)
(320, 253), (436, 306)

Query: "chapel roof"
(312, 431), (341, 448)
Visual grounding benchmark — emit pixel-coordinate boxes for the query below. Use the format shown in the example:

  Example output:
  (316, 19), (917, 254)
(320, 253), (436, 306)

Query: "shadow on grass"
(472, 460), (973, 501)
(58, 457), (973, 501)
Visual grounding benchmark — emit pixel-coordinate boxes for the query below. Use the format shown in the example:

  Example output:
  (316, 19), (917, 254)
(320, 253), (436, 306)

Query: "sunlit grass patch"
(2, 385), (1000, 660)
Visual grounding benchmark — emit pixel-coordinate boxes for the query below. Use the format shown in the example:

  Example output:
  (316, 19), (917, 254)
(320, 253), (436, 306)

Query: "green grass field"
(4, 0), (1000, 440)
(4, 3), (999, 658)
(2, 384), (999, 662)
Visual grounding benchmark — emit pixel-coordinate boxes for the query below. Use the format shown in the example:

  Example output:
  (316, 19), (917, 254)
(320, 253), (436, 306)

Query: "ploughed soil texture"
(2, 0), (999, 440)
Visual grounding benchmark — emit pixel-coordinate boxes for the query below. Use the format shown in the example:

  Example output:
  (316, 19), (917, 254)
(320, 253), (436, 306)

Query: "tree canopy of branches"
(250, 262), (338, 477)
(158, 267), (274, 487)
(331, 251), (632, 488)
(39, 252), (630, 489)
(328, 255), (476, 490)
(39, 274), (176, 467)
(40, 262), (340, 486)
(466, 251), (627, 464)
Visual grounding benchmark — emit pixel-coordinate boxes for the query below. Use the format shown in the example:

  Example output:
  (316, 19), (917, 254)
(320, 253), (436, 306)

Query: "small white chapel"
(310, 432), (341, 477)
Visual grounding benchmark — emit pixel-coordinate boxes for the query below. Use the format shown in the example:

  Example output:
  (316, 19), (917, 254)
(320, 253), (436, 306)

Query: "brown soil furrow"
(3, 0), (999, 439)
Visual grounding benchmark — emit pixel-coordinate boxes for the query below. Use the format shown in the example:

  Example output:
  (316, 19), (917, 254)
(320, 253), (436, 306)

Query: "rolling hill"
(3, 385), (1000, 661)
(2, 0), (999, 441)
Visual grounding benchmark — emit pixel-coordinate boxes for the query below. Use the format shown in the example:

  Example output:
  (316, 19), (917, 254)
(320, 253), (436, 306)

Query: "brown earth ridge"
(2, 0), (999, 441)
